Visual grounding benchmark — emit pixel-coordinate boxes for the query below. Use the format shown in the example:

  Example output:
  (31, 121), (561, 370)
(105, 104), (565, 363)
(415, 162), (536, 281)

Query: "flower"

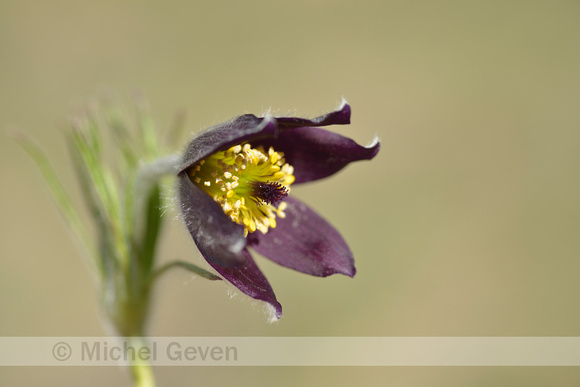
(177, 101), (380, 318)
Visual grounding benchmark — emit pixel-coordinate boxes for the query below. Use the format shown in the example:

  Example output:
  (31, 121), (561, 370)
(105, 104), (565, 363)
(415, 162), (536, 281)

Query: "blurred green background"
(2, 0), (580, 385)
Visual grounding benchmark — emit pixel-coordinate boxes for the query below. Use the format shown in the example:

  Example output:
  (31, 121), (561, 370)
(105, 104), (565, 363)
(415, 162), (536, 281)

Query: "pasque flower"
(178, 101), (380, 318)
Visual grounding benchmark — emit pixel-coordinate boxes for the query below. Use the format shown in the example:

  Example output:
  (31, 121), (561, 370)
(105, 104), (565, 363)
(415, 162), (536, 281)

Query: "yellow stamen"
(188, 143), (295, 237)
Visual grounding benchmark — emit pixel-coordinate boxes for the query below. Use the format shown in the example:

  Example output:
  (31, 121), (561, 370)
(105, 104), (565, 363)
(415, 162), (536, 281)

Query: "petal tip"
(322, 261), (356, 278)
(366, 135), (381, 158)
(343, 264), (356, 278)
(257, 114), (278, 135)
(266, 302), (283, 321)
(334, 99), (351, 125)
(260, 112), (275, 124)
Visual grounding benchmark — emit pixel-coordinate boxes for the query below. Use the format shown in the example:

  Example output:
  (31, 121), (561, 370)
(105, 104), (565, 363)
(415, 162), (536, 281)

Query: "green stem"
(128, 336), (156, 387)
(151, 260), (221, 283)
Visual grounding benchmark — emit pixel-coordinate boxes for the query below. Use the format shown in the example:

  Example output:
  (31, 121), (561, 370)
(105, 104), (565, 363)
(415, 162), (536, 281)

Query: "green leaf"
(66, 132), (118, 277)
(14, 133), (96, 267)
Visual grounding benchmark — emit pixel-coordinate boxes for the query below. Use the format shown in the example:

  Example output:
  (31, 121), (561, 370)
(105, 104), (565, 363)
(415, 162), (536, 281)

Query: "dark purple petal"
(178, 174), (247, 267)
(179, 115), (278, 173)
(208, 248), (282, 319)
(276, 100), (351, 129)
(254, 127), (380, 184)
(247, 197), (355, 277)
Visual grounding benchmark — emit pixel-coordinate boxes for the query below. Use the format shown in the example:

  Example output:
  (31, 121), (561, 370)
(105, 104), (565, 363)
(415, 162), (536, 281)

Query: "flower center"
(188, 143), (295, 237)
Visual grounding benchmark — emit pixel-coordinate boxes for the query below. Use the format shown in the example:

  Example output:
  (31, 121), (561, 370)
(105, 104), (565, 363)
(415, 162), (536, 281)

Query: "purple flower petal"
(179, 115), (278, 173)
(178, 174), (247, 267)
(276, 100), (351, 129)
(177, 102), (380, 318)
(207, 248), (282, 319)
(247, 197), (355, 277)
(254, 127), (380, 184)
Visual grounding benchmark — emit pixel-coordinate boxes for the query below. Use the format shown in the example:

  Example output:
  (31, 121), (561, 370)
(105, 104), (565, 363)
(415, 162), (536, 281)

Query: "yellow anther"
(188, 143), (294, 236)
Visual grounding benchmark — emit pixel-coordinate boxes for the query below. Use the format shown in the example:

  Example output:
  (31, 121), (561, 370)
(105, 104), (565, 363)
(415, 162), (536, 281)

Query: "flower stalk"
(127, 336), (156, 387)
